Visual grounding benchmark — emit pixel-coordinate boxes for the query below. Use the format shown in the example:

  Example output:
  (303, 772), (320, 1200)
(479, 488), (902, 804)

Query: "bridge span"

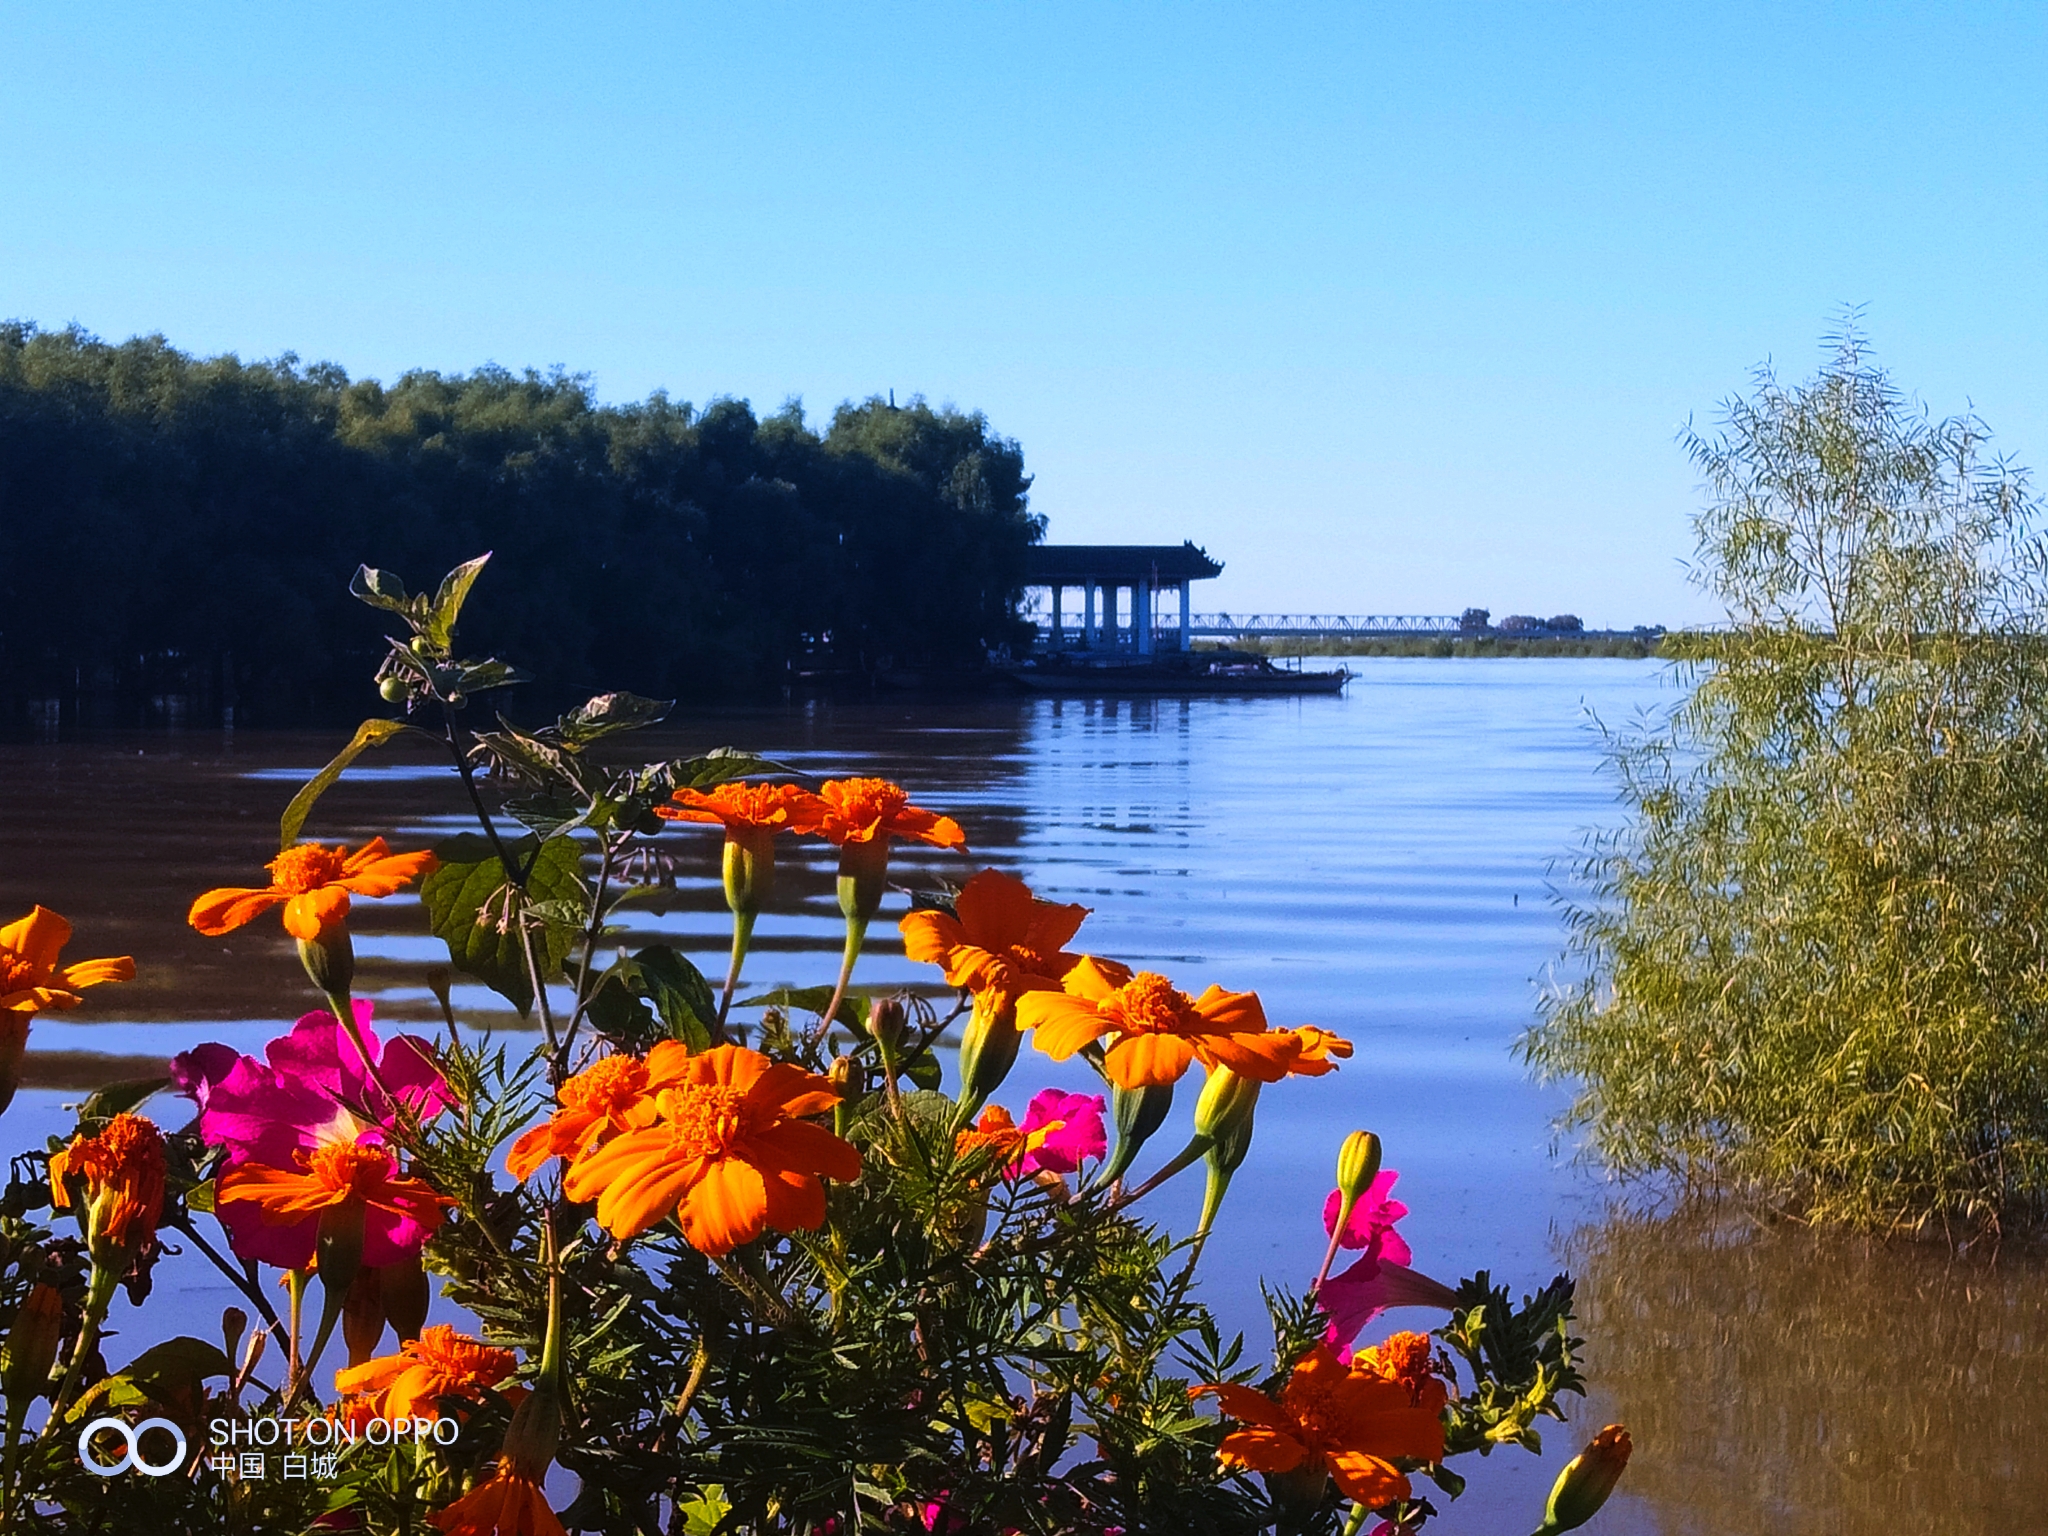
(1185, 613), (1464, 640)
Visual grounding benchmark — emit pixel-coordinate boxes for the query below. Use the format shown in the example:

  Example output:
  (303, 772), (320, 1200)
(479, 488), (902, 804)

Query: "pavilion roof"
(1022, 542), (1224, 582)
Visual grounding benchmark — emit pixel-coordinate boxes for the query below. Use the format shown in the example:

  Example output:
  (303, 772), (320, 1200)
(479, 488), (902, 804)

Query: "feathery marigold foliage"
(1524, 320), (2048, 1235)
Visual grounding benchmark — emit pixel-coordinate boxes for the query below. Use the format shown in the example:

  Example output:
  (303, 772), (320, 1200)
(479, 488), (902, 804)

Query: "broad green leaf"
(424, 552), (492, 650)
(280, 717), (435, 850)
(676, 1486), (731, 1536)
(349, 564), (417, 617)
(420, 834), (587, 1014)
(658, 749), (785, 792)
(555, 692), (672, 747)
(902, 1050), (943, 1091)
(76, 1076), (167, 1123)
(734, 986), (866, 1032)
(120, 1337), (234, 1391)
(584, 946), (716, 1052)
(447, 657), (530, 696)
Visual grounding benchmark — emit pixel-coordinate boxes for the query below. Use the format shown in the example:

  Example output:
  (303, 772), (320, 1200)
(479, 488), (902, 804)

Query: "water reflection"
(1571, 1210), (2048, 1534)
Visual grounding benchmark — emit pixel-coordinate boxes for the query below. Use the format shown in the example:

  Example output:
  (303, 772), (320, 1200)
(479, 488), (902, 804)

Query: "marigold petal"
(283, 887), (353, 941)
(338, 856), (438, 899)
(1062, 955), (1133, 1000)
(642, 1040), (697, 1089)
(560, 1126), (666, 1202)
(1325, 1451), (1411, 1507)
(1022, 901), (1091, 959)
(1192, 985), (1268, 1032)
(218, 1164), (341, 1223)
(1015, 994), (1110, 1058)
(951, 870), (1035, 948)
(1199, 1381), (1296, 1431)
(589, 1151), (703, 1240)
(333, 1355), (409, 1397)
(506, 1122), (562, 1182)
(1105, 1033), (1197, 1088)
(1218, 1425), (1311, 1474)
(886, 806), (968, 850)
(677, 1157), (769, 1255)
(739, 1059), (837, 1114)
(54, 956), (135, 990)
(188, 887), (287, 936)
(683, 1043), (773, 1094)
(756, 1165), (828, 1233)
(899, 909), (968, 966)
(1196, 1030), (1300, 1083)
(0, 907), (71, 971)
(746, 1119), (863, 1183)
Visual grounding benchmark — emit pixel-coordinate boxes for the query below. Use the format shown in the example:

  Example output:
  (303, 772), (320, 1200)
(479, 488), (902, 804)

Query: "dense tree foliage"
(0, 323), (1040, 727)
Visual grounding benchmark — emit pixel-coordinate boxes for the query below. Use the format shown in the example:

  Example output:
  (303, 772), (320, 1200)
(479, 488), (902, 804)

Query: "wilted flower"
(562, 1044), (860, 1251)
(49, 1113), (166, 1263)
(1195, 1342), (1445, 1508)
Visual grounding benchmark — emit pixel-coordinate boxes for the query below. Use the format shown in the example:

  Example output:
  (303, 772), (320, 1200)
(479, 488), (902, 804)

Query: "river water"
(2, 657), (2039, 1534)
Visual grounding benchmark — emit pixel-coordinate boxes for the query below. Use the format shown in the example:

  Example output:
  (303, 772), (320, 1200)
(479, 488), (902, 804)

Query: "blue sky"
(5, 3), (2047, 624)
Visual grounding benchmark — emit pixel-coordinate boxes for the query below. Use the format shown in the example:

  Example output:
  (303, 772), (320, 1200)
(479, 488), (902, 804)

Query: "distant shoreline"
(1212, 633), (1668, 659)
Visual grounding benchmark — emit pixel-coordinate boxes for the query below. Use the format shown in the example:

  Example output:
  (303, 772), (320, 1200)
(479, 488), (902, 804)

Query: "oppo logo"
(77, 1415), (189, 1477)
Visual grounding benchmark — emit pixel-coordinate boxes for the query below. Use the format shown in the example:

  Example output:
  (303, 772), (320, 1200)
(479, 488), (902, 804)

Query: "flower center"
(561, 1055), (648, 1114)
(305, 1139), (396, 1196)
(1283, 1380), (1345, 1455)
(655, 1084), (749, 1160)
(268, 843), (350, 894)
(1105, 972), (1203, 1036)
(0, 948), (34, 991)
(1005, 944), (1056, 977)
(825, 778), (907, 833)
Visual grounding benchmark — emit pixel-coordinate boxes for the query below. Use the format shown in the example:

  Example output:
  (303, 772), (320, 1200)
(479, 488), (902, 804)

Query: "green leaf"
(119, 1337), (234, 1394)
(902, 1051), (943, 1091)
(76, 1077), (167, 1123)
(424, 553), (492, 651)
(734, 986), (866, 1031)
(420, 834), (588, 1014)
(555, 692), (672, 747)
(280, 717), (434, 850)
(584, 946), (716, 1052)
(349, 564), (418, 618)
(657, 748), (786, 793)
(676, 1486), (731, 1536)
(446, 657), (530, 696)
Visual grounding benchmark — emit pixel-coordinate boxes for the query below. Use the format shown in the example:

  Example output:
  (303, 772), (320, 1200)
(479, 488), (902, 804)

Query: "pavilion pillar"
(1136, 580), (1154, 656)
(1176, 580), (1191, 651)
(1084, 581), (1097, 647)
(1050, 585), (1063, 649)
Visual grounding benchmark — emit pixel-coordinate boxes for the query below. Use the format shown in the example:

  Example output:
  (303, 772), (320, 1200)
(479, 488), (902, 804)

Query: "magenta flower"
(1320, 1169), (1412, 1267)
(1317, 1255), (1460, 1362)
(1016, 1088), (1107, 1176)
(171, 1001), (453, 1268)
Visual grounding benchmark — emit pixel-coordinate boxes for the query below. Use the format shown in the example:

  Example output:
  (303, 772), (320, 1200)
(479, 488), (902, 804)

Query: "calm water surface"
(1, 658), (2036, 1534)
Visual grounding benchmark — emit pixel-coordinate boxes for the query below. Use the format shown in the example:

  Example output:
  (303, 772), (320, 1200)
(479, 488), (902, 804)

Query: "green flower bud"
(953, 994), (1022, 1124)
(1538, 1424), (1632, 1533)
(1337, 1130), (1383, 1202)
(296, 930), (355, 998)
(1192, 1066), (1261, 1145)
(1094, 1080), (1175, 1189)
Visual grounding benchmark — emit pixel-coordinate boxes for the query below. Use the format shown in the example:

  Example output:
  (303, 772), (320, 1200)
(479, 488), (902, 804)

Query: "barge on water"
(1002, 651), (1349, 696)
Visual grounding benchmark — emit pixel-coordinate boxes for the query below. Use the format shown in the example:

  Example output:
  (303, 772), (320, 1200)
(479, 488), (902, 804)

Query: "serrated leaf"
(420, 834), (587, 1014)
(658, 749), (786, 792)
(424, 553), (491, 650)
(555, 692), (672, 747)
(280, 717), (434, 849)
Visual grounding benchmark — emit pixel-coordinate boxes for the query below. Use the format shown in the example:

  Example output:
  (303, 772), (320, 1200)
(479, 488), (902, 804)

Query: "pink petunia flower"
(1321, 1169), (1412, 1267)
(1316, 1255), (1460, 1362)
(172, 1001), (453, 1268)
(1016, 1089), (1107, 1176)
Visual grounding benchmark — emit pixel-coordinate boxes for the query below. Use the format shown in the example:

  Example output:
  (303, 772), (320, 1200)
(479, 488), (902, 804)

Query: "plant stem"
(174, 1218), (283, 1332)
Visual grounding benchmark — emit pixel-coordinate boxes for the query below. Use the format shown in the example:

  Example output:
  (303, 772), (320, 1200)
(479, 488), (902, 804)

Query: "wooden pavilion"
(1021, 542), (1224, 655)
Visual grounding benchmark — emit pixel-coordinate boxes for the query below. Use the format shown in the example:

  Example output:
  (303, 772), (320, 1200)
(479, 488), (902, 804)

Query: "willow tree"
(1524, 324), (2048, 1235)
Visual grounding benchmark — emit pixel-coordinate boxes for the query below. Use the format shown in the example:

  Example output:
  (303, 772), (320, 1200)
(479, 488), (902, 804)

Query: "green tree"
(1523, 324), (2048, 1234)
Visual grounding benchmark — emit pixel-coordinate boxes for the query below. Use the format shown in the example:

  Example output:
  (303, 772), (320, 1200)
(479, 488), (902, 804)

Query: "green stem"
(47, 1265), (117, 1426)
(323, 989), (391, 1100)
(1313, 1191), (1361, 1292)
(816, 915), (867, 1047)
(717, 909), (757, 1035)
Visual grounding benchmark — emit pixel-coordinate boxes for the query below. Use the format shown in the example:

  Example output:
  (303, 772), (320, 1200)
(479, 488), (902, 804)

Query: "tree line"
(0, 322), (1041, 728)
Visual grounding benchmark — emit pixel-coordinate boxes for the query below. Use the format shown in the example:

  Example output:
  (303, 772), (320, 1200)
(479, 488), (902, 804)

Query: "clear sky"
(6, 3), (2047, 625)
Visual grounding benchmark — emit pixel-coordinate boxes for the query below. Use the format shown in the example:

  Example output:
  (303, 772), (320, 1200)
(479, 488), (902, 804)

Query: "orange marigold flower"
(561, 1044), (860, 1251)
(900, 868), (1088, 1008)
(334, 1323), (518, 1420)
(506, 1043), (697, 1180)
(811, 778), (967, 851)
(429, 1457), (566, 1536)
(218, 1137), (455, 1238)
(1015, 958), (1304, 1089)
(654, 781), (826, 834)
(1352, 1331), (1449, 1412)
(1195, 1343), (1446, 1508)
(0, 906), (134, 1016)
(954, 1104), (1030, 1166)
(188, 837), (439, 943)
(49, 1113), (166, 1257)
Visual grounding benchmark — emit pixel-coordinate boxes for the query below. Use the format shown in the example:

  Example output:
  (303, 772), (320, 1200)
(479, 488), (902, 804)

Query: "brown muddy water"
(1, 659), (2037, 1534)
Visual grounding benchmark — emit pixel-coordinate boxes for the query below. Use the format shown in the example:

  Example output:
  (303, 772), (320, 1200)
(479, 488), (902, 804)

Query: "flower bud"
(500, 1373), (563, 1481)
(1336, 1131), (1383, 1203)
(0, 1011), (29, 1118)
(296, 929), (356, 998)
(1541, 1424), (1632, 1532)
(836, 837), (894, 927)
(380, 1253), (432, 1342)
(2, 1285), (64, 1408)
(342, 1264), (387, 1367)
(315, 1198), (367, 1327)
(867, 997), (908, 1057)
(221, 1306), (248, 1366)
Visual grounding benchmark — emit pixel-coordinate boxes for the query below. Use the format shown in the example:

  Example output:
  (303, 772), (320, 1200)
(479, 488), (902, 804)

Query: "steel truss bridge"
(1184, 613), (1464, 640)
